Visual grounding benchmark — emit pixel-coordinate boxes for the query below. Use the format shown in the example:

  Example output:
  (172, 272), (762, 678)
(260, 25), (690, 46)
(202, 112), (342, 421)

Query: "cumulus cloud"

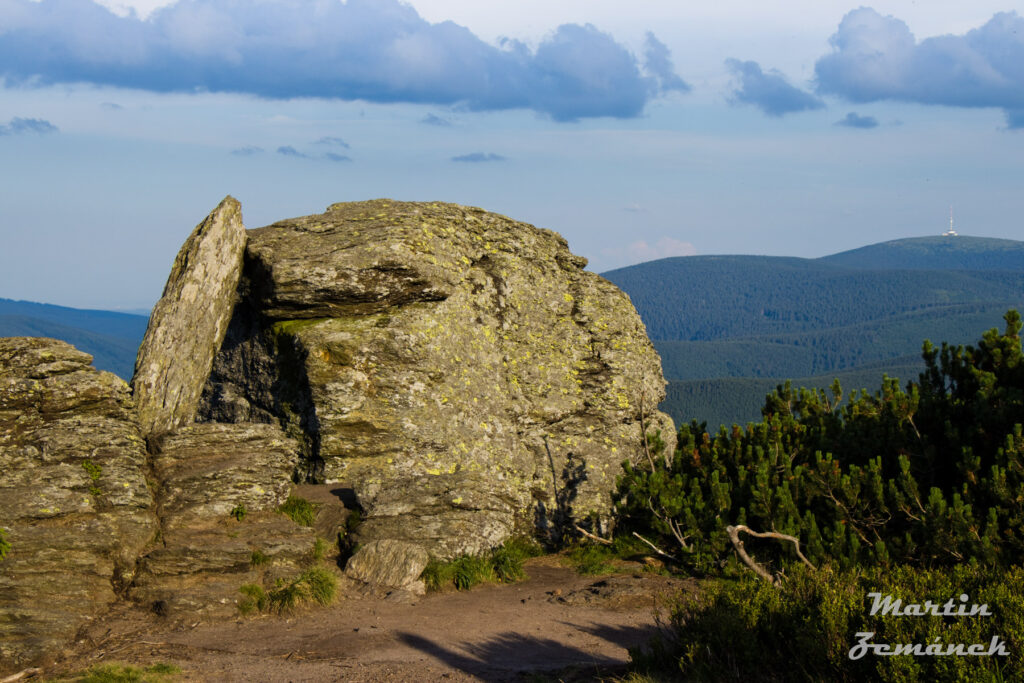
(815, 8), (1024, 128)
(0, 117), (58, 135)
(276, 145), (308, 158)
(835, 112), (878, 128)
(420, 113), (453, 127)
(725, 59), (824, 117)
(452, 152), (505, 163)
(624, 237), (697, 263)
(0, 0), (688, 122)
(644, 32), (690, 94)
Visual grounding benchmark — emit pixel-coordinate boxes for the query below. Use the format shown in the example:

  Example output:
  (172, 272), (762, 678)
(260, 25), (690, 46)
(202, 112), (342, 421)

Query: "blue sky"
(1, 0), (1022, 310)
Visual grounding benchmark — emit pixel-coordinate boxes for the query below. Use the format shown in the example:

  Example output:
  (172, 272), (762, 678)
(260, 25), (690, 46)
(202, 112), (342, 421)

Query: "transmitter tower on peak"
(943, 206), (958, 237)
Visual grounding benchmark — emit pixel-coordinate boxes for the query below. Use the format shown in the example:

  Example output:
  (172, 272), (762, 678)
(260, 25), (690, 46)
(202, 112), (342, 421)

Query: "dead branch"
(1, 669), (43, 683)
(632, 532), (679, 562)
(574, 524), (613, 545)
(726, 524), (816, 586)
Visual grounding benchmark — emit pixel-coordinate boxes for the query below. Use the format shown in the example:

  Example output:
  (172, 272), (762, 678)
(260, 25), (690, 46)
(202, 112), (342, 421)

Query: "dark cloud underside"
(725, 59), (824, 116)
(0, 0), (688, 122)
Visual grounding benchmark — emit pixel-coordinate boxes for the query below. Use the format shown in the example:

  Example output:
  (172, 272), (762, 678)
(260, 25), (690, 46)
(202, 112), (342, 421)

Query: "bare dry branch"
(726, 524), (817, 586)
(632, 532), (679, 562)
(574, 524), (613, 545)
(1, 669), (43, 683)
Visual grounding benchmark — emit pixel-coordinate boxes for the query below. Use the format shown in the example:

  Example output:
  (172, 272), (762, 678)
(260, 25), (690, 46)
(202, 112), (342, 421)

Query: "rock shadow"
(396, 626), (651, 680)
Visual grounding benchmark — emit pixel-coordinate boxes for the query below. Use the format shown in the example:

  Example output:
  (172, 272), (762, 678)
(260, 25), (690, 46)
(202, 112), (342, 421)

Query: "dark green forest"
(602, 236), (1024, 428)
(0, 298), (147, 378)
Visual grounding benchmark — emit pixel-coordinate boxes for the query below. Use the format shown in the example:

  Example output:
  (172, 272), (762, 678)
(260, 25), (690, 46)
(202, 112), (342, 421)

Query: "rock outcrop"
(200, 199), (675, 586)
(132, 196), (246, 437)
(130, 423), (319, 618)
(0, 338), (157, 670)
(1, 197), (676, 670)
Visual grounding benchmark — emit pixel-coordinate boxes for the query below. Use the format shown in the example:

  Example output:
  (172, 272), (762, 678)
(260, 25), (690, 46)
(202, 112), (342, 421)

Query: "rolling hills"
(3, 234), (1022, 429)
(0, 299), (148, 379)
(602, 235), (1024, 428)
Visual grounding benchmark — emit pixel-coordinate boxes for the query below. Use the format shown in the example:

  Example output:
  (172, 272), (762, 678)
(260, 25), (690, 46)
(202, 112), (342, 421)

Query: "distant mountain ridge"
(602, 235), (1024, 428)
(822, 235), (1024, 271)
(0, 298), (148, 378)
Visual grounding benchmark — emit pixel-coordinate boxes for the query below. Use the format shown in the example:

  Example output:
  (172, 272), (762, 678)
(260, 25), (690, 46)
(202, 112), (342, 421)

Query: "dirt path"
(53, 558), (696, 682)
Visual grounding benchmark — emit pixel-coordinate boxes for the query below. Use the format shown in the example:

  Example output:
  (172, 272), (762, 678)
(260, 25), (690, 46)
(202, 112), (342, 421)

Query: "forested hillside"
(603, 236), (1024, 428)
(0, 299), (148, 378)
(822, 235), (1024, 270)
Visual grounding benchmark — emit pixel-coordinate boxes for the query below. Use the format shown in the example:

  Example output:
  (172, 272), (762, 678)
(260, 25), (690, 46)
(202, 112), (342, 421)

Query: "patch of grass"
(278, 495), (318, 526)
(58, 662), (181, 682)
(268, 579), (305, 612)
(300, 566), (338, 606)
(422, 537), (543, 592)
(312, 537), (330, 561)
(250, 549), (270, 567)
(241, 568), (338, 615)
(492, 536), (544, 583)
(237, 583), (268, 615)
(229, 504), (247, 521)
(565, 543), (617, 576)
(0, 528), (11, 561)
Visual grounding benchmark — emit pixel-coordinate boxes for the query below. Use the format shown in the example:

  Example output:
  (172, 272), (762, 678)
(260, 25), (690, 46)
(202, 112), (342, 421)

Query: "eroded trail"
(56, 558), (696, 682)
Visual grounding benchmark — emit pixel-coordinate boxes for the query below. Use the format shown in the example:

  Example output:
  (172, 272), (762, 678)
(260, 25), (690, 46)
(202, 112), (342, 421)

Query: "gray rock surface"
(132, 196), (247, 437)
(0, 337), (157, 671)
(131, 422), (317, 618)
(201, 199), (675, 578)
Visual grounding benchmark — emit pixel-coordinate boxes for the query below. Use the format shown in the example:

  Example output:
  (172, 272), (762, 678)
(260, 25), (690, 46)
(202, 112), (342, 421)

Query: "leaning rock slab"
(201, 200), (675, 565)
(0, 338), (156, 673)
(132, 196), (246, 436)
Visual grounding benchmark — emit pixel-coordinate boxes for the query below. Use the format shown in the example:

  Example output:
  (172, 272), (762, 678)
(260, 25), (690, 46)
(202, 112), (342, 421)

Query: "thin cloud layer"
(623, 237), (696, 263)
(725, 59), (824, 117)
(836, 112), (878, 128)
(0, 117), (58, 135)
(452, 152), (505, 163)
(815, 8), (1024, 127)
(0, 0), (687, 122)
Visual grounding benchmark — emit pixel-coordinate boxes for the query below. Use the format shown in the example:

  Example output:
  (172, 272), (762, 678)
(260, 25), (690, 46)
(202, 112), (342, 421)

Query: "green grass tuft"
(300, 566), (338, 606)
(278, 495), (318, 526)
(422, 537), (542, 592)
(250, 549), (270, 567)
(237, 583), (268, 615)
(59, 662), (181, 682)
(564, 543), (617, 576)
(229, 504), (247, 521)
(0, 528), (9, 561)
(268, 579), (305, 612)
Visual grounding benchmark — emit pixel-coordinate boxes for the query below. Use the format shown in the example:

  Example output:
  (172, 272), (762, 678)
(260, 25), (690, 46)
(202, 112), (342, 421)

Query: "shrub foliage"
(618, 311), (1024, 575)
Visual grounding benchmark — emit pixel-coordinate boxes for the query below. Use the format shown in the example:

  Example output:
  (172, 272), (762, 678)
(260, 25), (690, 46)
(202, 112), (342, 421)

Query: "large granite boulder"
(0, 338), (157, 672)
(200, 199), (675, 581)
(132, 196), (246, 437)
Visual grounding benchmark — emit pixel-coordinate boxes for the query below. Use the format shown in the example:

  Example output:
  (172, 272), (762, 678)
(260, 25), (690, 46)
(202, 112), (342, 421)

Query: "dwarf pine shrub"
(617, 311), (1024, 576)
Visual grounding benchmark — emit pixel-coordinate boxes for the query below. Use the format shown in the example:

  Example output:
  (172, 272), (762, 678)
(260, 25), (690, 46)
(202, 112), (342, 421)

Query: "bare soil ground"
(45, 556), (696, 682)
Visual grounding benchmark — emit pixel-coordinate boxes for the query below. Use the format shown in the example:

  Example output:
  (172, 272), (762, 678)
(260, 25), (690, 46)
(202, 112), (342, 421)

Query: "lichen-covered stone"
(344, 540), (428, 594)
(132, 196), (246, 436)
(0, 338), (157, 672)
(131, 422), (316, 618)
(202, 200), (675, 568)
